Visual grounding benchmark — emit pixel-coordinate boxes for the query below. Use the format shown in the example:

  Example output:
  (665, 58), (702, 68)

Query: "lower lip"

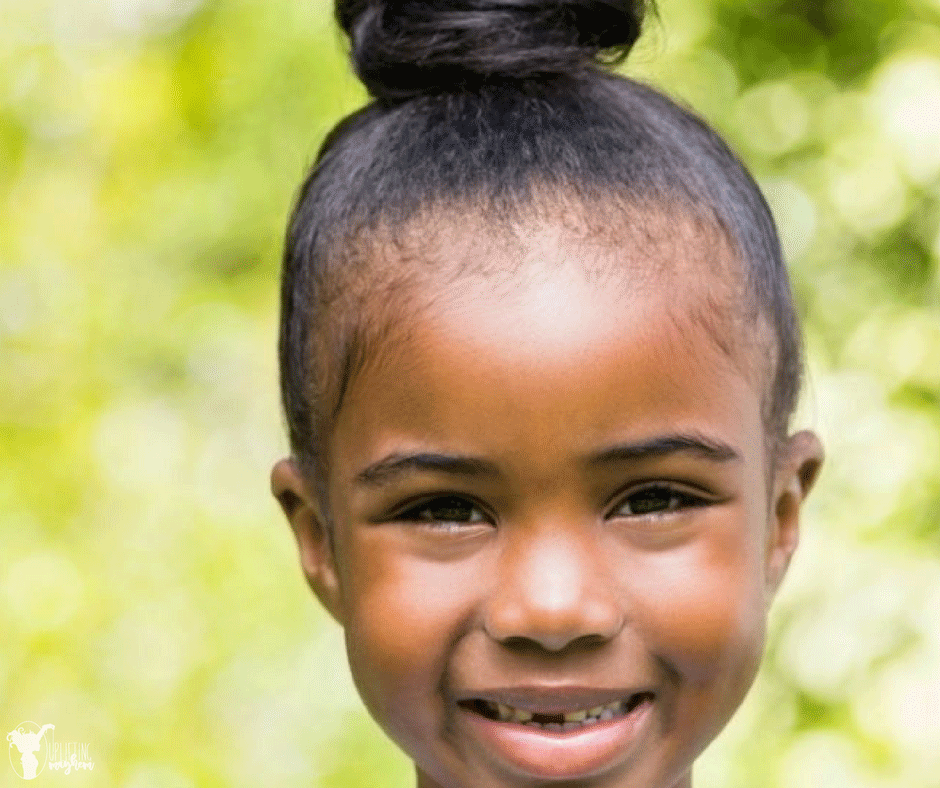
(460, 697), (654, 781)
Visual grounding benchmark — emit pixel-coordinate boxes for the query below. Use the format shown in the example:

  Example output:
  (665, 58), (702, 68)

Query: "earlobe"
(766, 430), (824, 600)
(271, 458), (345, 624)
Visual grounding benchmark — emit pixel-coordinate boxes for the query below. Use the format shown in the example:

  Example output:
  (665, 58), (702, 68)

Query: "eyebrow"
(354, 452), (501, 487)
(354, 433), (739, 488)
(588, 433), (741, 466)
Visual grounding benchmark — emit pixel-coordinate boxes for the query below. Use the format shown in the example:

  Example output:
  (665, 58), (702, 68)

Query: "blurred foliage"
(1, 0), (939, 786)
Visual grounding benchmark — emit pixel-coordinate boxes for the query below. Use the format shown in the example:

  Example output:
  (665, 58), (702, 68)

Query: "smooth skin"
(273, 220), (823, 788)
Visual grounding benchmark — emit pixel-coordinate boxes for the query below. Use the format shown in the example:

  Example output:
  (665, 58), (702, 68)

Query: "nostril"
(571, 631), (615, 649)
(497, 631), (613, 656)
(484, 598), (625, 653)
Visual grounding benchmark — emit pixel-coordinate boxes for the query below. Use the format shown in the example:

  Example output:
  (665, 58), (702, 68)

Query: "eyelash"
(394, 484), (710, 529)
(396, 495), (492, 531)
(608, 483), (710, 519)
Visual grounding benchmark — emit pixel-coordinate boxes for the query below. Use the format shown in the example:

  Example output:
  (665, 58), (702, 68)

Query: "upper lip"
(455, 686), (654, 715)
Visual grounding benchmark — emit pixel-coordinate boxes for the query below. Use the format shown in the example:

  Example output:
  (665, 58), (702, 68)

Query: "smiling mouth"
(461, 692), (655, 732)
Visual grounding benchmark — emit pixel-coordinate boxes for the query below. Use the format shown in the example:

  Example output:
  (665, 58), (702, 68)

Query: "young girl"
(271, 1), (824, 786)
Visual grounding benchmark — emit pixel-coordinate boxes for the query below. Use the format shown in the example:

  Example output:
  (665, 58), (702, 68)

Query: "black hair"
(279, 0), (802, 485)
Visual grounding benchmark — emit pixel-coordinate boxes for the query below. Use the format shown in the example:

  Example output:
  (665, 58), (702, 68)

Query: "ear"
(765, 430), (824, 600)
(271, 458), (345, 624)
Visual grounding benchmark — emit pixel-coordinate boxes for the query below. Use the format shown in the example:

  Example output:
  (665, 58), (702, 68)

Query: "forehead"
(335, 200), (760, 384)
(329, 219), (768, 484)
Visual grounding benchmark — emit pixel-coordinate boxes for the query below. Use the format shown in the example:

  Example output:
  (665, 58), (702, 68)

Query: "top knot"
(336, 0), (647, 102)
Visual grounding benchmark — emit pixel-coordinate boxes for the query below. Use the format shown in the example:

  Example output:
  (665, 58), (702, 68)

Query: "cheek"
(642, 558), (767, 679)
(631, 520), (769, 686)
(624, 524), (769, 761)
(337, 531), (478, 733)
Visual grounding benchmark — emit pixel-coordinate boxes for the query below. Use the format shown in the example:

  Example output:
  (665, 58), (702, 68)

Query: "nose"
(483, 522), (624, 652)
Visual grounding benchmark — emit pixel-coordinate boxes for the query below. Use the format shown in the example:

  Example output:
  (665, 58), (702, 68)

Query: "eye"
(397, 495), (490, 529)
(610, 484), (708, 518)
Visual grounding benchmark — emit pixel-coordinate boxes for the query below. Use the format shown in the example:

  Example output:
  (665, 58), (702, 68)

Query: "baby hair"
(279, 0), (802, 488)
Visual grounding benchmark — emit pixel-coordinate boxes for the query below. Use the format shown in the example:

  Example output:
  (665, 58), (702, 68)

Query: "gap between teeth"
(486, 699), (630, 729)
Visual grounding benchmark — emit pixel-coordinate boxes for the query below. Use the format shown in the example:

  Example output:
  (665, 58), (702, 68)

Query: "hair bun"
(336, 0), (646, 101)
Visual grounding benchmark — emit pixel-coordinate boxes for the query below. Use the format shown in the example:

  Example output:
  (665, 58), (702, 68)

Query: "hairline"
(305, 197), (782, 497)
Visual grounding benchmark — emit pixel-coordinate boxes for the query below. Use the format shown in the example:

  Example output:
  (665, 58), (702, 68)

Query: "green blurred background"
(1, 0), (939, 785)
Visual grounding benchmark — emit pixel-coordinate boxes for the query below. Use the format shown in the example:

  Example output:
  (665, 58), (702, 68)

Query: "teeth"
(482, 697), (637, 729)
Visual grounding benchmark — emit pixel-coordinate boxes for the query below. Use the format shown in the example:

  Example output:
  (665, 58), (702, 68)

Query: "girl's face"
(274, 221), (822, 788)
